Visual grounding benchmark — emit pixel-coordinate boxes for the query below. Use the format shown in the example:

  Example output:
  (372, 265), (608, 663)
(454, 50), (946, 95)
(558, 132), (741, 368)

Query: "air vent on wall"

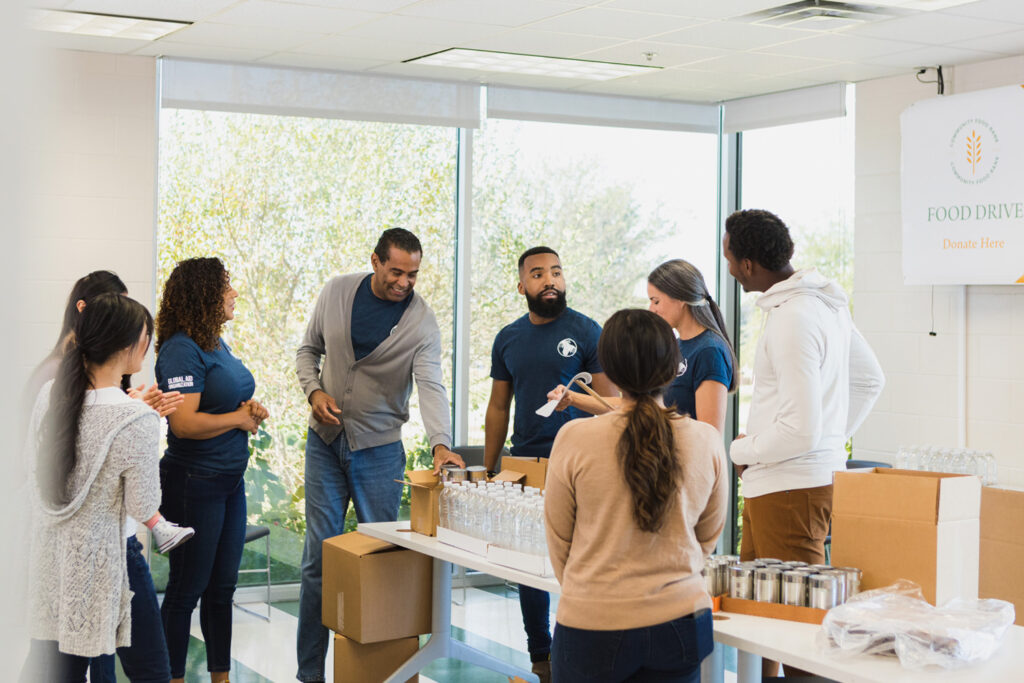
(736, 1), (913, 31)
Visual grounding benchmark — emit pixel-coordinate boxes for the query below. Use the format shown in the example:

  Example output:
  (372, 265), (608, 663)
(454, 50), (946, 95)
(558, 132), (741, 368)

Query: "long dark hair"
(598, 309), (683, 533)
(38, 293), (153, 506)
(647, 259), (737, 392)
(156, 257), (228, 352)
(46, 271), (128, 359)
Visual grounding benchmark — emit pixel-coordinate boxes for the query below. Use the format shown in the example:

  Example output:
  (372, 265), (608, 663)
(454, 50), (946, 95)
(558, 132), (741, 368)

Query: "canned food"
(444, 467), (468, 482)
(758, 558), (784, 565)
(781, 570), (807, 607)
(821, 570), (848, 604)
(729, 565), (754, 600)
(753, 567), (782, 603)
(835, 567), (862, 597)
(808, 574), (840, 609)
(466, 465), (487, 482)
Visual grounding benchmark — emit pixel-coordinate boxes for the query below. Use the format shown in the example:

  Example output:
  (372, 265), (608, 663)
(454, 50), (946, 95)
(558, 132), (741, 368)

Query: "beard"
(526, 288), (567, 318)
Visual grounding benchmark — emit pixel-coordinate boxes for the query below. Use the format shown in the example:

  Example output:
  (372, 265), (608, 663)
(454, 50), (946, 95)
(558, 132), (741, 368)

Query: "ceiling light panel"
(407, 48), (660, 80)
(29, 9), (189, 40)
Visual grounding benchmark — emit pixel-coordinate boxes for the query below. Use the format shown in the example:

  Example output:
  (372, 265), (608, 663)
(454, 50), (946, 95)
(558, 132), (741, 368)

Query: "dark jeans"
(90, 535), (172, 683)
(551, 610), (713, 683)
(519, 585), (552, 662)
(160, 461), (247, 679)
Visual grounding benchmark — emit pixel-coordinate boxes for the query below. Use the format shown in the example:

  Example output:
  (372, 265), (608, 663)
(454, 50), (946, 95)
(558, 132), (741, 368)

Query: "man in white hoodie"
(724, 209), (884, 567)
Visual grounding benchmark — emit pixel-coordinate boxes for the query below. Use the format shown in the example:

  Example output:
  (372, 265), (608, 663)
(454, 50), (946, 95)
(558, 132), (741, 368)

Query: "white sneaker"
(152, 519), (195, 554)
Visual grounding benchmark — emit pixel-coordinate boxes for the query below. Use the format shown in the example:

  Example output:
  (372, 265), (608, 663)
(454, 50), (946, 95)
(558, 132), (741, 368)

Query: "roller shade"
(722, 82), (846, 133)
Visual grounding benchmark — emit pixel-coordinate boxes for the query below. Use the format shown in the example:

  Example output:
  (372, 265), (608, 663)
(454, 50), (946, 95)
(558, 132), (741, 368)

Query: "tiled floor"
(115, 585), (737, 682)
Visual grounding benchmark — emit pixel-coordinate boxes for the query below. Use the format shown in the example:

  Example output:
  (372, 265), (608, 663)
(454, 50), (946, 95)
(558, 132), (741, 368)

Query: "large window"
(155, 109), (457, 588)
(466, 118), (719, 443)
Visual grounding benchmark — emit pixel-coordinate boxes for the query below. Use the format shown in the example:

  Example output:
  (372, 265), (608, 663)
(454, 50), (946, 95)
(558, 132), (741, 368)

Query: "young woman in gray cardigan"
(24, 294), (164, 680)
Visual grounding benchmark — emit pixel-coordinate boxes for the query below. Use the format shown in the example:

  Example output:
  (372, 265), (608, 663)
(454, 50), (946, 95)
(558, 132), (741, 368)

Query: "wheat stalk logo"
(966, 129), (982, 176)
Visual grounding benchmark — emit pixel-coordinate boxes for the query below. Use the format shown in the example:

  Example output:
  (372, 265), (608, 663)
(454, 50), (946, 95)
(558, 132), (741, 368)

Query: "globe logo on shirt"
(677, 358), (688, 377)
(557, 338), (578, 358)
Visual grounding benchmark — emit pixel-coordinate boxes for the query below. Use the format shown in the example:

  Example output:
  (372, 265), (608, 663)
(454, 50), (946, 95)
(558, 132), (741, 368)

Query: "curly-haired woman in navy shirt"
(155, 257), (268, 683)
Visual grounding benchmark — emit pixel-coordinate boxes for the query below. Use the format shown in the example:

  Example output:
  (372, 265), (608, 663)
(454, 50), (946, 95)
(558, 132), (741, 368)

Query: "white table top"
(714, 610), (1024, 683)
(357, 521), (561, 593)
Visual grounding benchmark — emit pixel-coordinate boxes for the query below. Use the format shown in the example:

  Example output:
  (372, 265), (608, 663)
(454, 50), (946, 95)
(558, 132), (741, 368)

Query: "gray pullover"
(296, 273), (452, 452)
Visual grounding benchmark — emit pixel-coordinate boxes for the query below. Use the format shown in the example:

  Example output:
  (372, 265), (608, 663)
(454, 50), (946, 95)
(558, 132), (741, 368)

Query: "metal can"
(729, 564), (755, 600)
(753, 567), (782, 603)
(758, 558), (784, 565)
(444, 467), (468, 482)
(781, 570), (807, 606)
(835, 567), (862, 597)
(466, 465), (487, 482)
(822, 570), (848, 604)
(808, 574), (840, 609)
(702, 565), (716, 596)
(787, 561), (809, 568)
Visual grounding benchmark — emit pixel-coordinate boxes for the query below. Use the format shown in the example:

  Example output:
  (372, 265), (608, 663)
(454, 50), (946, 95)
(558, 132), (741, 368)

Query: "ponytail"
(619, 392), (682, 533)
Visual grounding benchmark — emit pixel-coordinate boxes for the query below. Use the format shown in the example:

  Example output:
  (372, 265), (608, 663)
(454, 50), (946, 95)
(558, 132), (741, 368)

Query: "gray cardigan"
(296, 273), (452, 452)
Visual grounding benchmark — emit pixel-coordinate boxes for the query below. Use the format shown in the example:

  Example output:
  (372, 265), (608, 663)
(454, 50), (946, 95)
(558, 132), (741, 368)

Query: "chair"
(234, 524), (271, 621)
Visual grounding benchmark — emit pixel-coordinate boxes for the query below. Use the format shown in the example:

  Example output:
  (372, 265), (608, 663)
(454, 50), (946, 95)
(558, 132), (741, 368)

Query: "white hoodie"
(730, 269), (885, 498)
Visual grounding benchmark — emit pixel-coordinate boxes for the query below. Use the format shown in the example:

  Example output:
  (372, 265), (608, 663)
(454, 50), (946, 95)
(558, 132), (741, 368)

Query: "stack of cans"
(703, 555), (862, 610)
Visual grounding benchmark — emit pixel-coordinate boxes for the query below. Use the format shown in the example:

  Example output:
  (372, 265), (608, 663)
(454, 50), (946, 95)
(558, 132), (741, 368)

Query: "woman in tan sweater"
(545, 308), (728, 683)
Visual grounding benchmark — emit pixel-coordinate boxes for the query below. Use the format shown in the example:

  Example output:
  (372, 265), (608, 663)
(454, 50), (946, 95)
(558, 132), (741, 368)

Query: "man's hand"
(431, 445), (465, 475)
(546, 384), (573, 412)
(309, 389), (341, 425)
(732, 433), (747, 476)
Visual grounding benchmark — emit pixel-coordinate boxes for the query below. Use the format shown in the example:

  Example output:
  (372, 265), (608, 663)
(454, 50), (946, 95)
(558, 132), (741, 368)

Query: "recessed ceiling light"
(28, 9), (190, 41)
(405, 48), (660, 81)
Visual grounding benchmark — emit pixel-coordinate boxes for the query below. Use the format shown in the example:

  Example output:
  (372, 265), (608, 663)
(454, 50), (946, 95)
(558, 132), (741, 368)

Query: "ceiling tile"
(339, 14), (505, 44)
(866, 44), (1003, 69)
(462, 28), (622, 58)
(133, 41), (275, 62)
(793, 61), (909, 83)
(396, 0), (578, 27)
(576, 40), (730, 67)
(157, 22), (326, 52)
(950, 28), (1024, 56)
(36, 31), (146, 54)
(849, 13), (1018, 45)
(291, 34), (447, 61)
(255, 52), (389, 71)
(606, 0), (799, 20)
(939, 0), (1024, 24)
(696, 51), (835, 77)
(208, 2), (379, 33)
(277, 0), (418, 10)
(65, 0), (237, 22)
(528, 7), (705, 39)
(759, 34), (918, 61)
(657, 21), (808, 50)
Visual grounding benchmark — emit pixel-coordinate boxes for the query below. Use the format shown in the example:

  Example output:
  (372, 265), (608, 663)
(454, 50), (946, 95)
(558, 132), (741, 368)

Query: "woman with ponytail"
(25, 293), (169, 681)
(545, 309), (728, 682)
(547, 259), (735, 433)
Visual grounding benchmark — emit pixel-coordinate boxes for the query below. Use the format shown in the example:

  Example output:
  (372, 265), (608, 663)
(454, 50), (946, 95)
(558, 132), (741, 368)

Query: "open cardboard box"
(831, 468), (981, 606)
(501, 456), (548, 490)
(333, 633), (419, 683)
(322, 532), (432, 643)
(397, 470), (442, 537)
(979, 486), (1024, 625)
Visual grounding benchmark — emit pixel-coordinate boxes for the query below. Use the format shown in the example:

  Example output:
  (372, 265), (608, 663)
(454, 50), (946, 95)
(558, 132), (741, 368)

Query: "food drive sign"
(901, 85), (1024, 285)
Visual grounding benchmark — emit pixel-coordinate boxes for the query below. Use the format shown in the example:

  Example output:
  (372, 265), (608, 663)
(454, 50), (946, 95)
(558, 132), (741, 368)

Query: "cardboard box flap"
(328, 531), (399, 557)
(981, 487), (1024, 541)
(834, 469), (980, 523)
(492, 470), (526, 484)
(397, 470), (440, 489)
(936, 475), (981, 522)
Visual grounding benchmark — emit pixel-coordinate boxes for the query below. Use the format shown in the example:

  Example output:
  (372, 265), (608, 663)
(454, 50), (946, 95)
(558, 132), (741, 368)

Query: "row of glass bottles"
(439, 481), (548, 556)
(895, 445), (998, 486)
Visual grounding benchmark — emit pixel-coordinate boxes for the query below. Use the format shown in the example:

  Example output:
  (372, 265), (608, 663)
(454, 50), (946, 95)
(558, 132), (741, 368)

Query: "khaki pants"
(740, 484), (833, 564)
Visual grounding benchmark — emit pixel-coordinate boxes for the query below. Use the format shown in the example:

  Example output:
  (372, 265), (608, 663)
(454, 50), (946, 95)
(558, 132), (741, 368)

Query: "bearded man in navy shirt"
(484, 246), (617, 683)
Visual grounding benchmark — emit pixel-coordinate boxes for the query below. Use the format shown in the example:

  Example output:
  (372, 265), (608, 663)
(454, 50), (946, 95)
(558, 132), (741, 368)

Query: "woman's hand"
(129, 383), (185, 418)
(239, 399), (269, 434)
(546, 384), (573, 412)
(235, 403), (261, 435)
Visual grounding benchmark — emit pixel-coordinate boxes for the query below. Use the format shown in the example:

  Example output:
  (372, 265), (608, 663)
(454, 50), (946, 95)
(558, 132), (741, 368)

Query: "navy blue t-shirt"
(155, 332), (256, 474)
(490, 308), (602, 460)
(351, 274), (412, 361)
(663, 329), (734, 419)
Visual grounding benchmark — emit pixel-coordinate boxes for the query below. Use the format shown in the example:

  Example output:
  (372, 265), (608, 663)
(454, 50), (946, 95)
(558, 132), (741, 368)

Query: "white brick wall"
(22, 50), (157, 384)
(854, 55), (1024, 486)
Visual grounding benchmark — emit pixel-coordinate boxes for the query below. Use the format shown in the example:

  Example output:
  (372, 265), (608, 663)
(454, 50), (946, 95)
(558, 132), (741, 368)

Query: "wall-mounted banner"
(901, 85), (1024, 285)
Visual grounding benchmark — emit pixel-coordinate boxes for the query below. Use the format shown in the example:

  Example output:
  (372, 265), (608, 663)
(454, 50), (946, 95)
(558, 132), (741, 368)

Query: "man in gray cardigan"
(294, 227), (464, 683)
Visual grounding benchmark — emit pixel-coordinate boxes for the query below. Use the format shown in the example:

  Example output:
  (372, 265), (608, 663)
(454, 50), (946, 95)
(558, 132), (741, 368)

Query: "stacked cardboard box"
(979, 486), (1024, 625)
(322, 532), (431, 682)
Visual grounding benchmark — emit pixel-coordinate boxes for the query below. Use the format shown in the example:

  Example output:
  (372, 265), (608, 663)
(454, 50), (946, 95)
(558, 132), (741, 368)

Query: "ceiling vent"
(736, 1), (914, 31)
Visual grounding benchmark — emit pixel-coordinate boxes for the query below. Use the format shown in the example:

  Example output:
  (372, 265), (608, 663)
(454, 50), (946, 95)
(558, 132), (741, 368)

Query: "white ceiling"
(33, 0), (1024, 102)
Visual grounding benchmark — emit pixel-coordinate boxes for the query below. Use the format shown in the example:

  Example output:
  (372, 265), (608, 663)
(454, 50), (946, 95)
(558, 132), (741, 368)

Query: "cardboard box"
(490, 469), (526, 486)
(398, 470), (441, 536)
(979, 486), (1024, 625)
(322, 532), (432, 643)
(436, 525), (489, 555)
(333, 633), (419, 683)
(502, 456), (548, 490)
(719, 596), (827, 625)
(831, 468), (981, 606)
(486, 545), (554, 577)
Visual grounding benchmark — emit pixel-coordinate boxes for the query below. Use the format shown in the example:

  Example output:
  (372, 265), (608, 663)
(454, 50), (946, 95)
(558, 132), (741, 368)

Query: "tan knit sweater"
(28, 383), (162, 657)
(545, 410), (728, 630)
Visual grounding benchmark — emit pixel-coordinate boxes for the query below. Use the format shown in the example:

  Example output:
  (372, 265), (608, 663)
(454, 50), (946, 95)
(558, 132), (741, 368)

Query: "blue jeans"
(90, 535), (172, 683)
(296, 431), (406, 682)
(159, 461), (247, 679)
(551, 610), (713, 683)
(519, 585), (551, 662)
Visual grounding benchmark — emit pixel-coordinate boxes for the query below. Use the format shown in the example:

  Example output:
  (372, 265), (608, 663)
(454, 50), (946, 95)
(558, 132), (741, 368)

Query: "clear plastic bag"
(820, 580), (1015, 670)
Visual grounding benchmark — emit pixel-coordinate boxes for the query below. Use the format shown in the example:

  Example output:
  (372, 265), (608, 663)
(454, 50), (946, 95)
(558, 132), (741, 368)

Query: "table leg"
(736, 649), (761, 683)
(384, 558), (539, 683)
(700, 640), (725, 683)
